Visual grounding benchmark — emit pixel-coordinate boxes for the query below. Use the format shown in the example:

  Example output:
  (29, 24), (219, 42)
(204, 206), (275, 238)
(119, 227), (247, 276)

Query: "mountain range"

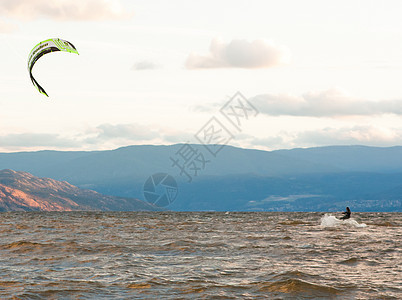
(0, 169), (159, 212)
(0, 144), (401, 211)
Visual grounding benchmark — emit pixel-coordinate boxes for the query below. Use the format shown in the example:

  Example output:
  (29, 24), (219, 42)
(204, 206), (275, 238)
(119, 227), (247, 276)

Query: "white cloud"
(90, 123), (193, 145)
(0, 124), (158, 151)
(131, 60), (161, 71)
(0, 123), (191, 151)
(0, 0), (132, 21)
(294, 126), (402, 147)
(252, 88), (402, 117)
(89, 123), (159, 142)
(185, 38), (291, 69)
(246, 126), (402, 150)
(2, 123), (402, 152)
(0, 133), (81, 150)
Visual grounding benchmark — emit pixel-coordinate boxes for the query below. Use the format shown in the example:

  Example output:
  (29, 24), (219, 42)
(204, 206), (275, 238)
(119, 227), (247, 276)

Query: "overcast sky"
(1, 0), (402, 152)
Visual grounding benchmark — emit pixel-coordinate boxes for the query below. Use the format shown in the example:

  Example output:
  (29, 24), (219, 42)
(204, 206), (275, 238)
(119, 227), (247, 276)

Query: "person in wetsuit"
(340, 207), (351, 220)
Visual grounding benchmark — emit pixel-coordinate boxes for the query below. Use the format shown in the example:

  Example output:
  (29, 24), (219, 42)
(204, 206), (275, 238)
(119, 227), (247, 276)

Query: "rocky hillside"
(0, 169), (159, 211)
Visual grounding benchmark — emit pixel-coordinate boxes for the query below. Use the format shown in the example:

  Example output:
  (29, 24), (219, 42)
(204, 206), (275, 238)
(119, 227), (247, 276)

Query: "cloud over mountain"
(186, 38), (290, 69)
(89, 123), (159, 142)
(252, 88), (402, 117)
(0, 133), (81, 149)
(294, 125), (401, 147)
(246, 125), (402, 150)
(0, 123), (189, 151)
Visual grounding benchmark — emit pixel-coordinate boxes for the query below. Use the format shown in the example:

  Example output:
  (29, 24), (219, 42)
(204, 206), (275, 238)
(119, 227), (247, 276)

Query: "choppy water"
(0, 212), (400, 299)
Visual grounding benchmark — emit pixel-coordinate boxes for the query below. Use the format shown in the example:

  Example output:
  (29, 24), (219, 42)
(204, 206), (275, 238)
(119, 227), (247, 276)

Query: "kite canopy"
(27, 38), (79, 97)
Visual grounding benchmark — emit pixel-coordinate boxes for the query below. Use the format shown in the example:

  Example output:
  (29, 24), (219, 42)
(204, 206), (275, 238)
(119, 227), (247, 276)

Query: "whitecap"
(320, 214), (367, 228)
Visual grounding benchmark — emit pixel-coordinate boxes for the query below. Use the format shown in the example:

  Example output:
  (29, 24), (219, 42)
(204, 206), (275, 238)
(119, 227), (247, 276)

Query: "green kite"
(28, 38), (79, 97)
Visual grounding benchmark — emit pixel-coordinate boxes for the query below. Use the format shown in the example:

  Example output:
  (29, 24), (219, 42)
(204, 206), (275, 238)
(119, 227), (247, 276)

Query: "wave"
(369, 221), (399, 227)
(278, 220), (310, 226)
(337, 257), (361, 265)
(320, 214), (367, 228)
(0, 241), (50, 253)
(258, 278), (341, 296)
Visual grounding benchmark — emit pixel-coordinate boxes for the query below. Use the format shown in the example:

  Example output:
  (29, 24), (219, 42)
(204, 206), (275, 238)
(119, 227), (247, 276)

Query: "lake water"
(0, 211), (400, 299)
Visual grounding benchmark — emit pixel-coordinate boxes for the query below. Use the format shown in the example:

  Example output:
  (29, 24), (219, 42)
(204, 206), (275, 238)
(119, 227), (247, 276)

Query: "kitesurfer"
(340, 206), (351, 220)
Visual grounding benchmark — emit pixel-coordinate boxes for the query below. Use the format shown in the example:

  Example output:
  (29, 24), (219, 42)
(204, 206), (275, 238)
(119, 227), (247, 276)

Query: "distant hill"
(2, 145), (402, 180)
(0, 144), (401, 211)
(0, 169), (159, 212)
